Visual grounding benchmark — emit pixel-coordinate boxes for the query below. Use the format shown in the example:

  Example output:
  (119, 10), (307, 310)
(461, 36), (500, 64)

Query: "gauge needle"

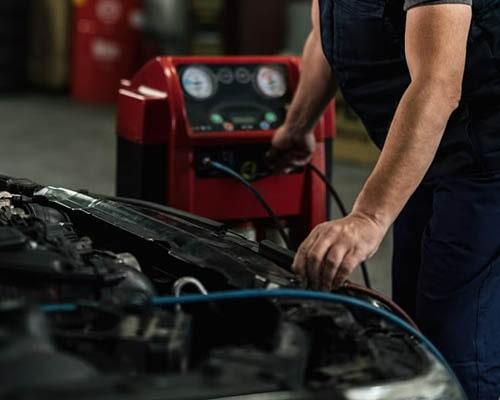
(183, 79), (202, 86)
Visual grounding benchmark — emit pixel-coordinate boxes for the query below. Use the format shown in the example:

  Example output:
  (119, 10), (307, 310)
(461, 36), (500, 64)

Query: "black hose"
(204, 159), (292, 250)
(308, 163), (372, 289)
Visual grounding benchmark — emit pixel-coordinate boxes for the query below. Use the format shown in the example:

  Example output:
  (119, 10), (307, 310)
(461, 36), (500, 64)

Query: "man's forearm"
(352, 80), (460, 228)
(285, 31), (337, 135)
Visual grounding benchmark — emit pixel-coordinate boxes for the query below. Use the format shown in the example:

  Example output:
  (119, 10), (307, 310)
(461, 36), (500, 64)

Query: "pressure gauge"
(256, 66), (287, 98)
(181, 66), (217, 100)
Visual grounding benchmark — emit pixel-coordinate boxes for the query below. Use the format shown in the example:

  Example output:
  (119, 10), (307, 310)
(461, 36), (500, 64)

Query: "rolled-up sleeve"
(404, 0), (472, 11)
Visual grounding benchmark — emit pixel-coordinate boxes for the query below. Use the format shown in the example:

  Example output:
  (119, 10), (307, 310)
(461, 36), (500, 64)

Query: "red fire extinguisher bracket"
(71, 0), (143, 103)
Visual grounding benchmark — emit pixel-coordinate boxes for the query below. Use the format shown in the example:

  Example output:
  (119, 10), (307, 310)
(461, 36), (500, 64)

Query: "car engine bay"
(0, 175), (463, 400)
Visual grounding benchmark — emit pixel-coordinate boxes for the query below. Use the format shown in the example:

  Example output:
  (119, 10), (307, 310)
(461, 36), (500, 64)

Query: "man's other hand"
(266, 126), (316, 174)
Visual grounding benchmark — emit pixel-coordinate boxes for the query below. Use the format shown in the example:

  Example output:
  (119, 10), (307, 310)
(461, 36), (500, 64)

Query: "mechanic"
(267, 0), (500, 398)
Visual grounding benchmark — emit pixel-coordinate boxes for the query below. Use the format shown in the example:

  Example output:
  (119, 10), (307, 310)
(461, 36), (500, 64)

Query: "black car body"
(0, 175), (465, 400)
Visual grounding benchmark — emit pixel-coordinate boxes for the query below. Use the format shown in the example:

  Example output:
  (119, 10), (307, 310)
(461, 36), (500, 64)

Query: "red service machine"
(116, 56), (335, 245)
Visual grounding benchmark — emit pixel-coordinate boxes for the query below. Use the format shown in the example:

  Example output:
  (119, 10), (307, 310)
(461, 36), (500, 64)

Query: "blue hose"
(41, 288), (449, 367)
(154, 289), (449, 365)
(41, 303), (77, 313)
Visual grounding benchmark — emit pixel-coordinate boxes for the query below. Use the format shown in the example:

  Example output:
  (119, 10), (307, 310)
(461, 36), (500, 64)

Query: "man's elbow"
(412, 75), (462, 112)
(437, 78), (462, 111)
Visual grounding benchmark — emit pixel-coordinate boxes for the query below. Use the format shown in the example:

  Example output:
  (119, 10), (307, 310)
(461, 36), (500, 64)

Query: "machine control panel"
(179, 64), (290, 133)
(195, 145), (271, 180)
(194, 145), (302, 181)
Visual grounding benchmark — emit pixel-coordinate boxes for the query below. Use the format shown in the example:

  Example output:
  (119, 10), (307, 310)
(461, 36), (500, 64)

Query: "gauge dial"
(256, 66), (287, 98)
(181, 66), (216, 100)
(217, 68), (234, 85)
(235, 67), (252, 84)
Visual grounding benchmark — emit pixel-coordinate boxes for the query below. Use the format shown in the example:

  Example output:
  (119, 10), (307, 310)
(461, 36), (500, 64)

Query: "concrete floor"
(0, 93), (392, 295)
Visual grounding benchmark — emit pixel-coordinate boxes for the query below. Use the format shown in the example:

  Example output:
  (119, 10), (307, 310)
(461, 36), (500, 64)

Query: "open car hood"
(0, 176), (465, 400)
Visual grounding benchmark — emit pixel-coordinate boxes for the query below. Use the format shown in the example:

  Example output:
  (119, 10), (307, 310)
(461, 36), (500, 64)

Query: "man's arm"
(293, 4), (472, 290)
(267, 0), (337, 171)
(352, 4), (471, 229)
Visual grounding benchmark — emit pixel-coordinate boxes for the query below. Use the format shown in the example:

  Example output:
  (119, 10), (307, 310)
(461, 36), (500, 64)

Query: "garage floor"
(0, 93), (392, 295)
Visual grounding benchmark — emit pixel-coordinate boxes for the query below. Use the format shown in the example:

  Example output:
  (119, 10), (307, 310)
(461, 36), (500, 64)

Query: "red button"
(223, 122), (234, 131)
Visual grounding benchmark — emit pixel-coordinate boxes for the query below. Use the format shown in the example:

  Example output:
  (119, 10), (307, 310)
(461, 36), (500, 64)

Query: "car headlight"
(344, 350), (466, 400)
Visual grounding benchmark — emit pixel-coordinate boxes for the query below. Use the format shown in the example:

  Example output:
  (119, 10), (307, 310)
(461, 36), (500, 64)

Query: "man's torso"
(318, 0), (500, 180)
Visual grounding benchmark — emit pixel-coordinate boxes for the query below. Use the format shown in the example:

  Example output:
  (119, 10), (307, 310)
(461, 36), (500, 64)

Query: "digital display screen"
(230, 115), (259, 125)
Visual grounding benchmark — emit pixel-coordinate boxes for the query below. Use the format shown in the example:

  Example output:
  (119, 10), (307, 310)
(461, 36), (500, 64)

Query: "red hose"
(343, 281), (419, 331)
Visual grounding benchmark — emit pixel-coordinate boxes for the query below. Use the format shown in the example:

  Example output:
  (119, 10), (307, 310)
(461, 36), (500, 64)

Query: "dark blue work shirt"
(319, 0), (500, 181)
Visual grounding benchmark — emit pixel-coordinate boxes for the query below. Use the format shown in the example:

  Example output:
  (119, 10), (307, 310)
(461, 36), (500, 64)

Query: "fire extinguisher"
(71, 0), (143, 103)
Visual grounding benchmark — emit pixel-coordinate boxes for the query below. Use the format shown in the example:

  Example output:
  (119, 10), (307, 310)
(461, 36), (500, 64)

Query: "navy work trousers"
(393, 174), (500, 400)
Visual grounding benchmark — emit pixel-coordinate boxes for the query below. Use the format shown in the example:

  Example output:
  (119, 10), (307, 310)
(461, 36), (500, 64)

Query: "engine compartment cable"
(308, 164), (372, 289)
(173, 276), (208, 312)
(203, 158), (292, 250)
(173, 277), (209, 297)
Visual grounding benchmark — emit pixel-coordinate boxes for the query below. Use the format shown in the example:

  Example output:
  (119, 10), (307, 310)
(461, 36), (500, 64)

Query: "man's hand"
(292, 212), (389, 291)
(266, 126), (316, 173)
(266, 0), (336, 174)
